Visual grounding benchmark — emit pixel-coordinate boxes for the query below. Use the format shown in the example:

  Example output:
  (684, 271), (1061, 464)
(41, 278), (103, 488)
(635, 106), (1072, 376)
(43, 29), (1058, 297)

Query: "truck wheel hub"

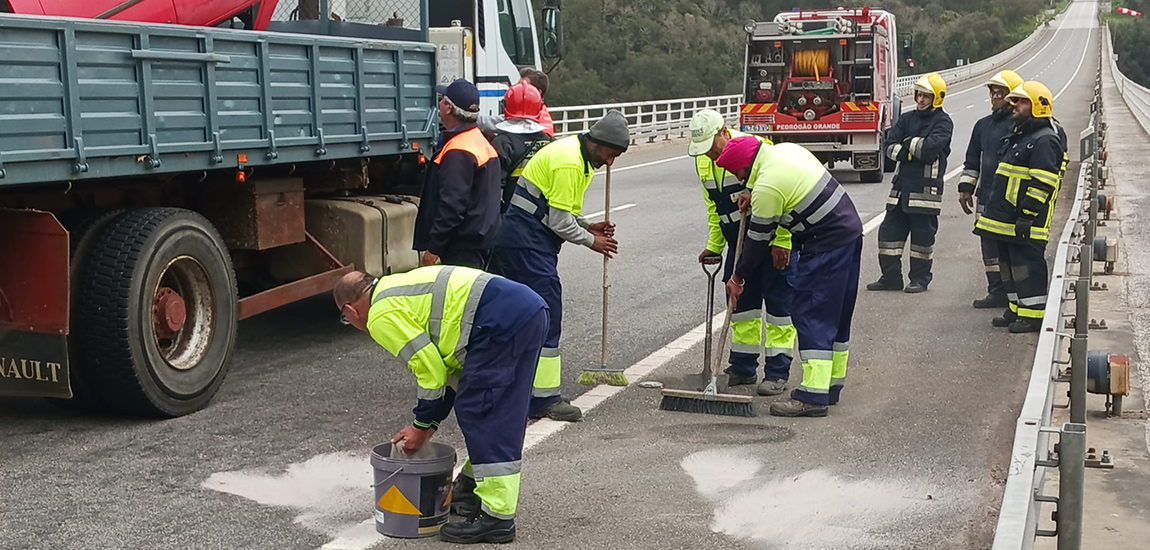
(154, 287), (187, 335)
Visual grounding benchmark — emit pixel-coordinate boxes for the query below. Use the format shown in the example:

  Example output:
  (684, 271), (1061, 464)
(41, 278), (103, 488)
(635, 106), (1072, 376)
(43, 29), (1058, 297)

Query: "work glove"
(1015, 218), (1033, 239)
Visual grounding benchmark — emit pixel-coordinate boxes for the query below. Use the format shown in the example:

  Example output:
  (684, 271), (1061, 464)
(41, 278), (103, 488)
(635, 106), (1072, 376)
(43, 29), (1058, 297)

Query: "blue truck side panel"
(0, 13), (437, 186)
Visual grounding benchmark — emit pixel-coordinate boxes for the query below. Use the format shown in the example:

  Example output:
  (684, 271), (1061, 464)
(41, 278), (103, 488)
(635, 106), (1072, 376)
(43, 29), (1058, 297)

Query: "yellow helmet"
(1007, 81), (1053, 118)
(985, 70), (1024, 92)
(914, 73), (947, 109)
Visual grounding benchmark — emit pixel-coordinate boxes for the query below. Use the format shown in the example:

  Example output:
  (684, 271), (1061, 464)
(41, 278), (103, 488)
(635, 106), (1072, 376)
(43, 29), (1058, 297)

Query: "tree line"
(546, 0), (1057, 106)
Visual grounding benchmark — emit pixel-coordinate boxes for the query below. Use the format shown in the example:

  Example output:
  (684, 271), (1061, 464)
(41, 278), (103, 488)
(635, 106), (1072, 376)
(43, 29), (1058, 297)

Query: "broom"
(578, 163), (629, 387)
(658, 213), (754, 417)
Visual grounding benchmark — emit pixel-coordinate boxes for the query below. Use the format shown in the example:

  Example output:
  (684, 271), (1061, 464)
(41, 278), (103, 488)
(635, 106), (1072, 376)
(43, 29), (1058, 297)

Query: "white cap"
(688, 109), (726, 156)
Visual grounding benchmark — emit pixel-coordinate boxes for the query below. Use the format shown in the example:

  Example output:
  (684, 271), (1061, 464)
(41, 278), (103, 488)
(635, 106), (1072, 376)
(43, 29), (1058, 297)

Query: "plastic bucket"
(370, 442), (457, 538)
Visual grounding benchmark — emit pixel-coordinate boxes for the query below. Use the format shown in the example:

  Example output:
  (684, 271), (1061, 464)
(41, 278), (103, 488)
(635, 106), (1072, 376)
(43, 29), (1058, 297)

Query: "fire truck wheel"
(859, 170), (885, 183)
(75, 208), (237, 417)
(45, 210), (125, 412)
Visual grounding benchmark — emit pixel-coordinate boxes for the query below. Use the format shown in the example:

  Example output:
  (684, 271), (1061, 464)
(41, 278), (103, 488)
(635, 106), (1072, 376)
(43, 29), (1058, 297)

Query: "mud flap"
(0, 209), (71, 398)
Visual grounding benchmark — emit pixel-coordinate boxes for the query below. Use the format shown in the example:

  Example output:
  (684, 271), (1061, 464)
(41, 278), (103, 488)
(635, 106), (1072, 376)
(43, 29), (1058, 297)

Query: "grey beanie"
(587, 110), (630, 152)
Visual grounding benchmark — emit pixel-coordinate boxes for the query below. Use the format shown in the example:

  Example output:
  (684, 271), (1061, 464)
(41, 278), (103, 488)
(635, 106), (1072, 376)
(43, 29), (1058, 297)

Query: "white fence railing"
(1106, 26), (1150, 133)
(551, 11), (1058, 144)
(549, 95), (742, 142)
(894, 18), (1053, 96)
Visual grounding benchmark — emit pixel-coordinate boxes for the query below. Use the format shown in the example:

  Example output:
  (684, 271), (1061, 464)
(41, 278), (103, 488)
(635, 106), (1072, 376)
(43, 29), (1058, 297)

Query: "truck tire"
(45, 210), (124, 412)
(859, 170), (885, 183)
(75, 208), (237, 417)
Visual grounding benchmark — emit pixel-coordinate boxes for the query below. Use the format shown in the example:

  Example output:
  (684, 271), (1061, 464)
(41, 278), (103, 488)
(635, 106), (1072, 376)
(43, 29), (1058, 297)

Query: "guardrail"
(894, 16), (1053, 96)
(1105, 25), (1150, 133)
(991, 17), (1108, 549)
(549, 94), (743, 142)
(551, 8), (1059, 144)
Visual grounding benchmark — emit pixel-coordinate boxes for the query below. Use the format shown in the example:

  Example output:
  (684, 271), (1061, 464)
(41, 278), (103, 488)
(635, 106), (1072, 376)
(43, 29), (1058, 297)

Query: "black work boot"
(1008, 318), (1042, 334)
(440, 510), (516, 544)
(973, 293), (1008, 309)
(992, 310), (1017, 328)
(724, 368), (757, 387)
(866, 278), (903, 291)
(450, 475), (480, 517)
(529, 398), (582, 422)
(904, 281), (928, 294)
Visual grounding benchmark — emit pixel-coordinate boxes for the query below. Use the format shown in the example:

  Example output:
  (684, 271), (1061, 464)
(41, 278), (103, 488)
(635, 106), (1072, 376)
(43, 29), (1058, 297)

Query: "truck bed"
(0, 13), (437, 187)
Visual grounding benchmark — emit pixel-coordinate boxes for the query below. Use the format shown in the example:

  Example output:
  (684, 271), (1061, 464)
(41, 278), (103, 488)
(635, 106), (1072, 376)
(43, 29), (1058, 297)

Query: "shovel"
(683, 258), (730, 392)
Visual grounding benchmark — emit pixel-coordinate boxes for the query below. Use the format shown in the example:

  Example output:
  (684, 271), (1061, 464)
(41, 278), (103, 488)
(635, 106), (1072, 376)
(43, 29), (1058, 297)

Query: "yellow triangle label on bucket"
(378, 486), (421, 515)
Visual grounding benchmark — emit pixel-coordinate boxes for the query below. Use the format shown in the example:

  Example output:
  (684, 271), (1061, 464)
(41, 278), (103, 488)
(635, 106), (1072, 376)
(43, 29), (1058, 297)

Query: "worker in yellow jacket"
(334, 266), (547, 544)
(688, 109), (798, 396)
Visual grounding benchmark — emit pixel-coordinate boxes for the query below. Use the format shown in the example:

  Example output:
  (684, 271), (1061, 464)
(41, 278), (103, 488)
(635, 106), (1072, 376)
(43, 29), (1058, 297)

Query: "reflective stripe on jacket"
(882, 107), (953, 215)
(974, 118), (1069, 242)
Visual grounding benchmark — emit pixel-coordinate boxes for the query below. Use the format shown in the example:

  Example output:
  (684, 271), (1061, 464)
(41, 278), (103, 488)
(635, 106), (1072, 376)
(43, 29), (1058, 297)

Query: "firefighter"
(717, 136), (864, 418)
(959, 70), (1025, 309)
(491, 81), (553, 214)
(414, 79), (502, 270)
(867, 72), (953, 294)
(974, 81), (1068, 333)
(333, 267), (548, 544)
(688, 109), (797, 396)
(488, 111), (630, 421)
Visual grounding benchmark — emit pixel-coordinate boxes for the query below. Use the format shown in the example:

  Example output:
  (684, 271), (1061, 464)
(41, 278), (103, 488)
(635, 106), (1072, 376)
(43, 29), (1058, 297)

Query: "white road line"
(596, 155), (691, 175)
(584, 203), (638, 219)
(1052, 26), (1092, 101)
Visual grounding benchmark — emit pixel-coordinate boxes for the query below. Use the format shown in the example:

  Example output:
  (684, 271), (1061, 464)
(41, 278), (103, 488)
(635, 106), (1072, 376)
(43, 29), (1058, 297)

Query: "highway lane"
(0, 3), (1102, 549)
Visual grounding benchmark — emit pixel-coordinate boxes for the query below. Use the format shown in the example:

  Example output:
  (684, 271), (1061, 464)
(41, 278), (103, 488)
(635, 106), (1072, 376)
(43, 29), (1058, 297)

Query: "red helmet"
(503, 81), (543, 121)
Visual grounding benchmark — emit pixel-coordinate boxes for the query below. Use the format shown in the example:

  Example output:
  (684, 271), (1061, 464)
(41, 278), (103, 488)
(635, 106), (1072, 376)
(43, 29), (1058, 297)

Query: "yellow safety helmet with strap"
(985, 69), (1024, 92)
(1007, 81), (1053, 118)
(914, 72), (947, 109)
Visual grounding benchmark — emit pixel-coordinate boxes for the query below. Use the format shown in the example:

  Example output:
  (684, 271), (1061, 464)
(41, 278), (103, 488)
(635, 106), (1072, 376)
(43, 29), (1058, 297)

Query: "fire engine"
(739, 7), (898, 182)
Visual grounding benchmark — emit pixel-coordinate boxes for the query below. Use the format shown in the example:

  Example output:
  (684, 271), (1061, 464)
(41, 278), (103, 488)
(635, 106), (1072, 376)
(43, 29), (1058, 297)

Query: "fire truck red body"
(739, 7), (899, 182)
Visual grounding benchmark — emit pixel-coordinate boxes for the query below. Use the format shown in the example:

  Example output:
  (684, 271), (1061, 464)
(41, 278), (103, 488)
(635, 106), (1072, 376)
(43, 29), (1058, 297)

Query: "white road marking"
(597, 155), (691, 175)
(583, 203), (638, 219)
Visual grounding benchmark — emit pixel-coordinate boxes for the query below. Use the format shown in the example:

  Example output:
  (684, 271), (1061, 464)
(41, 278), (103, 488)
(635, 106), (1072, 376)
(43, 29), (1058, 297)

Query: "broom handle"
(601, 164), (611, 368)
(712, 212), (748, 377)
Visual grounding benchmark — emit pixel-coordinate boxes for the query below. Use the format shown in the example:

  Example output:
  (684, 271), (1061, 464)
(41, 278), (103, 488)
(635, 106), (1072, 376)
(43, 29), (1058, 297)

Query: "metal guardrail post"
(1057, 423), (1087, 550)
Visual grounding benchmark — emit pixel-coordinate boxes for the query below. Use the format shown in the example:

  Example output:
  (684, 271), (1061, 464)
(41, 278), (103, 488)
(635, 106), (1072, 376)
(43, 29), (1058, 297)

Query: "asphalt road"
(0, 2), (1108, 549)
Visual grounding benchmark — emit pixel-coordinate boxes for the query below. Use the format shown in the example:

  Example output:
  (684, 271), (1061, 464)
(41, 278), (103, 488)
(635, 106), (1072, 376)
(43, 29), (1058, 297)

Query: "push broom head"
(658, 387), (755, 417)
(578, 367), (629, 387)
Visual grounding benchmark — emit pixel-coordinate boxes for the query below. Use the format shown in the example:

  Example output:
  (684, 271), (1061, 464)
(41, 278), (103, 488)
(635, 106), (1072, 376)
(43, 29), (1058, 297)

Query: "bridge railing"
(1106, 25), (1150, 133)
(894, 19), (1052, 96)
(549, 95), (742, 142)
(992, 15), (1122, 550)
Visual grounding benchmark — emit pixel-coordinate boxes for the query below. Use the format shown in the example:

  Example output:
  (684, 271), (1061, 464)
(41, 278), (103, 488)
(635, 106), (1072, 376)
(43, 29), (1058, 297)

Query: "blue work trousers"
(791, 236), (862, 406)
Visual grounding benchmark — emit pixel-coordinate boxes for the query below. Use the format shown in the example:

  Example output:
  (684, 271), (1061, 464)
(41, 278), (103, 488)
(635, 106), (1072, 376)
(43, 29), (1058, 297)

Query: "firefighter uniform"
(872, 73), (953, 292)
(365, 266), (547, 522)
(695, 131), (798, 385)
(974, 81), (1068, 332)
(717, 137), (864, 416)
(959, 70), (1025, 308)
(488, 111), (629, 420)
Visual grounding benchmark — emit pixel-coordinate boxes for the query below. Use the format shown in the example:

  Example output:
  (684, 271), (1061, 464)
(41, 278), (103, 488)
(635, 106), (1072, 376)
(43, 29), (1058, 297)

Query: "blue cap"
(435, 79), (481, 113)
